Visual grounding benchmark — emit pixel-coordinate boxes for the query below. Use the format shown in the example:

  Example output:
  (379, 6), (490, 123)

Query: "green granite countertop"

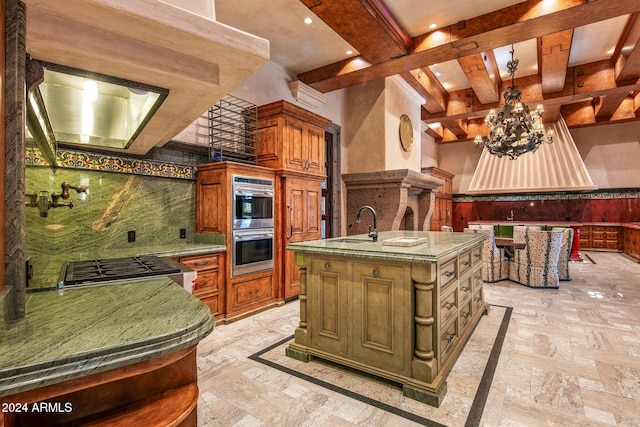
(28, 240), (227, 289)
(0, 277), (214, 397)
(286, 231), (485, 263)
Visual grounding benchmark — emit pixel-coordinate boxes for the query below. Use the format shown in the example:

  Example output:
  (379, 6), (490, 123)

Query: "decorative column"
(4, 0), (27, 320)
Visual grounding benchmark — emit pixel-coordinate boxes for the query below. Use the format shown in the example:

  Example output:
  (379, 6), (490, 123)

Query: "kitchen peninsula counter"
(0, 278), (214, 426)
(285, 231), (486, 407)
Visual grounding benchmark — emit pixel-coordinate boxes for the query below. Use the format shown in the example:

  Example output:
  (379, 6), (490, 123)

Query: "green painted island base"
(284, 231), (488, 408)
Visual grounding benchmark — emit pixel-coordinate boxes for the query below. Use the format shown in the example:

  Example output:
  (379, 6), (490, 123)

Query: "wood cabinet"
(579, 225), (622, 251)
(623, 226), (640, 262)
(257, 100), (330, 177)
(177, 252), (225, 319)
(422, 167), (454, 231)
(286, 239), (485, 407)
(256, 101), (330, 300)
(196, 162), (279, 323)
(280, 174), (323, 299)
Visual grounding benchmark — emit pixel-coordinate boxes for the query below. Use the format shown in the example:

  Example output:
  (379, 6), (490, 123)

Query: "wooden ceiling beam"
(614, 13), (640, 83)
(421, 59), (640, 123)
(457, 51), (500, 104)
(298, 0), (640, 93)
(441, 118), (468, 140)
(402, 67), (448, 113)
(299, 0), (410, 64)
(594, 92), (630, 122)
(539, 29), (573, 94)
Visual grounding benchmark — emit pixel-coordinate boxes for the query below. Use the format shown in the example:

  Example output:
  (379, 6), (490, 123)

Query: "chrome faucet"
(355, 205), (378, 242)
(507, 210), (515, 221)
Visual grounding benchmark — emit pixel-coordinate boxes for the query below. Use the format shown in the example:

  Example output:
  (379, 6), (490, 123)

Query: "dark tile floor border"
(249, 305), (513, 427)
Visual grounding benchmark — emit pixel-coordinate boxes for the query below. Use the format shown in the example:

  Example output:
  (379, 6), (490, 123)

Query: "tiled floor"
(196, 252), (640, 426)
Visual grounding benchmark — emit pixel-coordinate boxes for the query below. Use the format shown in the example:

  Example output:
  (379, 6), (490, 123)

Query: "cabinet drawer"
(192, 270), (221, 292)
(471, 245), (482, 266)
(179, 254), (220, 271)
(230, 274), (274, 310)
(604, 231), (619, 240)
(440, 317), (459, 363)
(472, 287), (485, 316)
(440, 286), (459, 327)
(459, 298), (473, 332)
(459, 250), (472, 276)
(194, 289), (223, 316)
(459, 275), (473, 302)
(591, 231), (605, 240)
(439, 257), (457, 287)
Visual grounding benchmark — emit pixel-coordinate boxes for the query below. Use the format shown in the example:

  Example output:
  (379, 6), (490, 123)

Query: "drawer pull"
(474, 274), (482, 281)
(194, 260), (210, 266)
(473, 253), (481, 259)
(474, 296), (482, 302)
(462, 312), (472, 319)
(325, 262), (331, 269)
(445, 302), (456, 310)
(462, 260), (470, 266)
(198, 280), (209, 286)
(444, 271), (455, 277)
(461, 286), (470, 293)
(447, 333), (456, 343)
(373, 268), (380, 276)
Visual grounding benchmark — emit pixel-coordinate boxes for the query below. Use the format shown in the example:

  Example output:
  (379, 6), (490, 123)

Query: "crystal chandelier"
(474, 46), (553, 159)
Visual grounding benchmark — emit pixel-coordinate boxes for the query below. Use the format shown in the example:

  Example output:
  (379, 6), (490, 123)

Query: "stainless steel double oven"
(231, 175), (274, 277)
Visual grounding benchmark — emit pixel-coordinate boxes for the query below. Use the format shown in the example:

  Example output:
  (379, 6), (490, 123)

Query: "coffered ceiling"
(215, 0), (640, 144)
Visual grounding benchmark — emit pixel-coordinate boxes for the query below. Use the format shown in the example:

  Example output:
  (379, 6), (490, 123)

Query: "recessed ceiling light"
(304, 17), (313, 24)
(429, 23), (437, 29)
(346, 50), (353, 55)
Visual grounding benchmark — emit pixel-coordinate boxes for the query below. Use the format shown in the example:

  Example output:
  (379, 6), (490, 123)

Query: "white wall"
(383, 76), (422, 172)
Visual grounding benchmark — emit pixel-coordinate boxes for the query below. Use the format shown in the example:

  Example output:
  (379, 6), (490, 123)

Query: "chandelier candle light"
(474, 46), (553, 159)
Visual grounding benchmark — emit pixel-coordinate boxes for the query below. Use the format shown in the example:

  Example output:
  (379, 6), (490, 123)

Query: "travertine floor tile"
(196, 251), (640, 426)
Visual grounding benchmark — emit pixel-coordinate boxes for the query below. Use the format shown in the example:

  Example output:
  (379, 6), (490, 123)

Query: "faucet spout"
(355, 205), (378, 242)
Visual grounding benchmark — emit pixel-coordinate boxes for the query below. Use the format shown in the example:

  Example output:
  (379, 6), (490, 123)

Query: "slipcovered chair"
(552, 227), (574, 281)
(513, 225), (541, 244)
(463, 227), (509, 283)
(508, 230), (563, 288)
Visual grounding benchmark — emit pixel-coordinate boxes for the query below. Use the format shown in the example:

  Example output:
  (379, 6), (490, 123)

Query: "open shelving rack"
(208, 95), (258, 165)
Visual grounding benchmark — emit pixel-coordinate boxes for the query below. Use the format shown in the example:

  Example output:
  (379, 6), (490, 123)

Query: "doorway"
(322, 124), (341, 238)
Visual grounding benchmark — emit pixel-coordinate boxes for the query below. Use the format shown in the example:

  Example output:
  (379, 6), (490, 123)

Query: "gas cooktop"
(59, 255), (182, 288)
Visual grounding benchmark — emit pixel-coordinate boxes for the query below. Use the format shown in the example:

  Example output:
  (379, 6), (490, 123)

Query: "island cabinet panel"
(308, 258), (350, 356)
(286, 234), (485, 407)
(351, 262), (410, 374)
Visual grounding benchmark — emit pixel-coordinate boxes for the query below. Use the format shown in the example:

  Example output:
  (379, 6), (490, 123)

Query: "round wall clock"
(399, 114), (413, 151)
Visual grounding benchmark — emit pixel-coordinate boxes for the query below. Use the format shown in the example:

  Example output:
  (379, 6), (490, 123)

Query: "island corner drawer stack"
(176, 253), (225, 319)
(436, 244), (484, 370)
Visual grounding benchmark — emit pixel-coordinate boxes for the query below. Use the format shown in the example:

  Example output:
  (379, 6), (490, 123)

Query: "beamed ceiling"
(215, 0), (640, 144)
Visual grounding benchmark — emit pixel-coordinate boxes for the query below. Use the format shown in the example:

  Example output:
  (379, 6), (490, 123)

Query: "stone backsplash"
(26, 166), (196, 279)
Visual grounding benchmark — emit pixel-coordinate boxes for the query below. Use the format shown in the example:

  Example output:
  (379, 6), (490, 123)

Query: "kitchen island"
(285, 230), (486, 407)
(0, 277), (214, 426)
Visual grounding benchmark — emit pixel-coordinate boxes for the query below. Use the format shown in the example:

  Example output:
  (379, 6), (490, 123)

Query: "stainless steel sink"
(331, 238), (368, 244)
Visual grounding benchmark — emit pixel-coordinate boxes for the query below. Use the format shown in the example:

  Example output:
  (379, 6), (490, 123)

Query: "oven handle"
(234, 231), (274, 241)
(234, 185), (274, 198)
(287, 205), (293, 239)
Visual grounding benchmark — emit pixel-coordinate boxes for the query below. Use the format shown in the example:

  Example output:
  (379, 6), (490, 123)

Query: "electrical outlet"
(180, 228), (186, 239)
(128, 230), (136, 242)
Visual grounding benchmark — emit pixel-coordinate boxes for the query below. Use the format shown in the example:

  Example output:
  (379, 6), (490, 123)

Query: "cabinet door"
(305, 124), (325, 174)
(284, 116), (306, 171)
(197, 181), (224, 233)
(351, 262), (409, 374)
(308, 258), (350, 356)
